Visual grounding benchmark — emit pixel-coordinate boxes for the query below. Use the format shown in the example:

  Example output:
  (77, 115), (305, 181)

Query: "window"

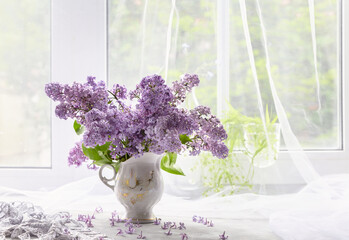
(0, 0), (347, 190)
(108, 0), (342, 151)
(0, 0), (51, 167)
(0, 0), (107, 190)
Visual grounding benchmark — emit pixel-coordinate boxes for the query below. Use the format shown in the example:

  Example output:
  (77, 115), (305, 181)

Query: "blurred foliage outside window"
(0, 0), (50, 167)
(108, 0), (341, 150)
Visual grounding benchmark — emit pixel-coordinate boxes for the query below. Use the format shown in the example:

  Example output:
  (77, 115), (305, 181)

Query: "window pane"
(108, 0), (218, 113)
(0, 0), (51, 167)
(108, 0), (341, 150)
(229, 0), (341, 149)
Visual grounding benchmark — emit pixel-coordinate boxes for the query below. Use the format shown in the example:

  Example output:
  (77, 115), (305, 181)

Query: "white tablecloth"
(1, 174), (349, 239)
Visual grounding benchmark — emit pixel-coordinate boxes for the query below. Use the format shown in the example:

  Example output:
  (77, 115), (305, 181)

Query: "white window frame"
(0, 0), (347, 190)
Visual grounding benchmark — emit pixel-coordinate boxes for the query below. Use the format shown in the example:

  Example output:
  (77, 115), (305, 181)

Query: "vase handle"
(99, 164), (117, 191)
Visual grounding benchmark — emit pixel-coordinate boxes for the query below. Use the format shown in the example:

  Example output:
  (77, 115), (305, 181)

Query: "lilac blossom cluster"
(46, 74), (229, 167)
(67, 142), (88, 167)
(45, 76), (108, 124)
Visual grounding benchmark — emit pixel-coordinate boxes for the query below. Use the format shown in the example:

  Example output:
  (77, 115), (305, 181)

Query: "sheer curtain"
(108, 0), (341, 185)
(106, 0), (349, 238)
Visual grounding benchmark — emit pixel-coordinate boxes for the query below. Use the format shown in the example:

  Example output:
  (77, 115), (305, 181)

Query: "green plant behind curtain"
(196, 104), (278, 196)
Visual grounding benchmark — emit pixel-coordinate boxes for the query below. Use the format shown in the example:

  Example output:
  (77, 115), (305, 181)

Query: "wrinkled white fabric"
(0, 201), (110, 240)
(1, 174), (348, 239)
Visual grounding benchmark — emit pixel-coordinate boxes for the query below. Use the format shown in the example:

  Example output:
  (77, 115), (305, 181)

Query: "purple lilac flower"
(137, 231), (146, 239)
(110, 84), (127, 100)
(161, 222), (169, 230)
(110, 211), (118, 226)
(180, 233), (189, 240)
(116, 215), (123, 223)
(132, 74), (173, 117)
(77, 214), (87, 222)
(179, 222), (186, 230)
(87, 163), (98, 170)
(116, 229), (124, 236)
(135, 222), (142, 228)
(46, 77), (108, 124)
(124, 218), (133, 227)
(110, 219), (116, 226)
(125, 225), (136, 234)
(68, 142), (88, 167)
(77, 213), (95, 228)
(207, 221), (214, 227)
(153, 218), (161, 225)
(46, 74), (229, 169)
(165, 229), (172, 236)
(219, 231), (228, 240)
(85, 215), (93, 228)
(171, 222), (177, 229)
(197, 217), (204, 224)
(110, 215), (119, 226)
(111, 211), (118, 217)
(94, 207), (103, 213)
(45, 83), (65, 101)
(171, 73), (200, 105)
(188, 106), (229, 158)
(60, 213), (71, 219)
(193, 215), (215, 228)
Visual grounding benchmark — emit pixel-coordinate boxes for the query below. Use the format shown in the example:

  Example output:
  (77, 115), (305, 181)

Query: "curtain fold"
(107, 0), (341, 190)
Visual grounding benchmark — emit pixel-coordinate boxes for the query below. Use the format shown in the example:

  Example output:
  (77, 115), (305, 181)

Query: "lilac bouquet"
(45, 74), (228, 175)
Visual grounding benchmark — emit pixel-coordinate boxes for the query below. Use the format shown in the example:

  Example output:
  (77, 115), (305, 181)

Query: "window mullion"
(217, 0), (230, 116)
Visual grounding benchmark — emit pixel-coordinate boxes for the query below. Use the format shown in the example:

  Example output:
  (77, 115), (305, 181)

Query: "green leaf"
(251, 140), (267, 160)
(73, 120), (85, 135)
(179, 134), (191, 144)
(95, 142), (111, 152)
(111, 162), (121, 173)
(82, 144), (103, 161)
(160, 152), (185, 176)
(271, 116), (278, 124)
(265, 105), (270, 124)
(167, 152), (177, 164)
(92, 159), (112, 166)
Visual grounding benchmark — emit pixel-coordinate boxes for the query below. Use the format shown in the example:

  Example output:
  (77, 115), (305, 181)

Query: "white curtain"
(107, 0), (342, 186)
(106, 0), (349, 238)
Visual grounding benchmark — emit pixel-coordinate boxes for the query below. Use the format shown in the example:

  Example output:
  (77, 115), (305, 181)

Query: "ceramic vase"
(99, 152), (164, 223)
